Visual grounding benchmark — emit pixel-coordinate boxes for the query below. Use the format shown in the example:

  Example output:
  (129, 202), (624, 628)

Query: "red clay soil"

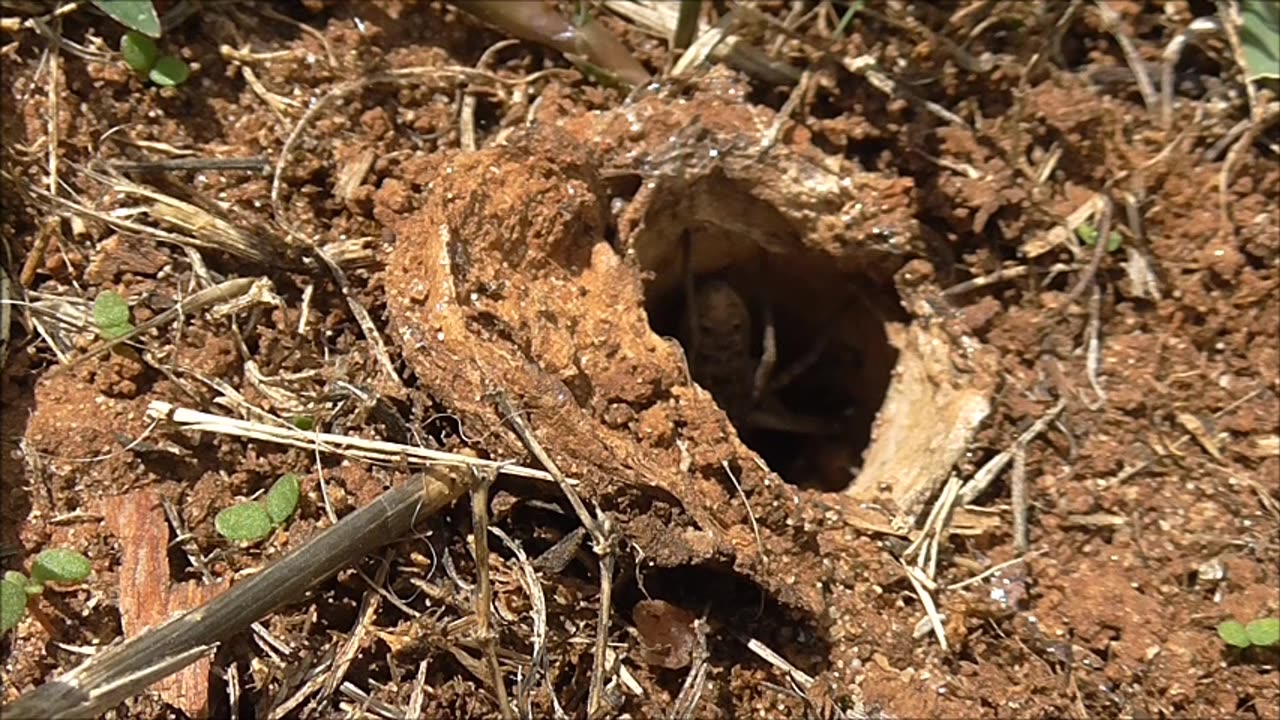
(1, 2), (1277, 718)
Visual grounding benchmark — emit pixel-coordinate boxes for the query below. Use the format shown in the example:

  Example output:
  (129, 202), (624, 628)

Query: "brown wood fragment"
(102, 492), (228, 718)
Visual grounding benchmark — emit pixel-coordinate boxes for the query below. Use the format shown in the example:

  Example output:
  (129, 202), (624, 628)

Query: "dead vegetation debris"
(1, 1), (1278, 719)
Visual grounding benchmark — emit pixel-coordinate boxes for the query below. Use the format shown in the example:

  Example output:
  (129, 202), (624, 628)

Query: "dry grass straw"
(147, 400), (563, 484)
(747, 632), (824, 696)
(669, 618), (710, 719)
(1107, 387), (1269, 486)
(0, 264), (12, 368)
(1083, 284), (1107, 408)
(895, 398), (1066, 651)
(266, 655), (334, 720)
(488, 525), (551, 718)
(490, 391), (616, 720)
(109, 175), (295, 266)
(604, 1), (799, 85)
(321, 548), (394, 703)
(941, 263), (1080, 296)
(730, 459), (766, 569)
(313, 244), (403, 392)
(467, 467), (515, 720)
(956, 400), (1067, 506)
(1061, 195), (1114, 311)
(1092, 1), (1160, 115)
(1159, 16), (1224, 129)
(22, 166), (294, 269)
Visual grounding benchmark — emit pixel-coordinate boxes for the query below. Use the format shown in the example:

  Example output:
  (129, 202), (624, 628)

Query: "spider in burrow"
(679, 269), (855, 442)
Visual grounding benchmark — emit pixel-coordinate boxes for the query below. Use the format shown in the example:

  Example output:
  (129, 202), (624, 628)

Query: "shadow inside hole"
(614, 563), (830, 687)
(644, 238), (902, 491)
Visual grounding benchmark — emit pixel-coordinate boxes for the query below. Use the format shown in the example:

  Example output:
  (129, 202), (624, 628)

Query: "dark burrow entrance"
(637, 225), (902, 492)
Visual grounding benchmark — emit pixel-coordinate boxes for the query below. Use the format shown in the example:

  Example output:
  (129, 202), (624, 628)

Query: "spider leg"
(681, 231), (700, 378)
(751, 299), (777, 404)
(746, 406), (843, 435)
(766, 298), (853, 393)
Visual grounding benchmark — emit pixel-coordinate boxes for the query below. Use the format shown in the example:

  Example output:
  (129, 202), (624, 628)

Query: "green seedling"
(291, 416), (315, 432)
(1, 548), (93, 635)
(98, 0), (190, 86)
(1239, 0), (1280, 82)
(117, 30), (190, 86)
(215, 474), (302, 544)
(215, 503), (274, 543)
(833, 0), (867, 40)
(93, 290), (135, 340)
(264, 473), (301, 525)
(1076, 222), (1123, 253)
(91, 0), (160, 37)
(1218, 617), (1280, 649)
(148, 55), (190, 87)
(120, 30), (158, 74)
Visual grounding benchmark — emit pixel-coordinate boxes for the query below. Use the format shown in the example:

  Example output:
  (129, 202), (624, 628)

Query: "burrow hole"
(628, 177), (903, 491)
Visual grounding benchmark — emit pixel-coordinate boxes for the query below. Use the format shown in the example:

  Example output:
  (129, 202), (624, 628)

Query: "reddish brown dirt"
(2, 2), (1278, 719)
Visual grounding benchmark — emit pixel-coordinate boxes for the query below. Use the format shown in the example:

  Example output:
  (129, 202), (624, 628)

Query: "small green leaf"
(1240, 0), (1280, 81)
(1218, 619), (1252, 648)
(0, 579), (26, 634)
(30, 548), (92, 586)
(215, 503), (274, 543)
(93, 291), (135, 339)
(149, 56), (190, 87)
(94, 290), (131, 329)
(833, 0), (867, 39)
(120, 30), (159, 73)
(1246, 617), (1280, 647)
(3, 571), (40, 597)
(91, 0), (162, 38)
(100, 323), (134, 340)
(291, 416), (315, 431)
(1075, 223), (1122, 252)
(265, 474), (301, 525)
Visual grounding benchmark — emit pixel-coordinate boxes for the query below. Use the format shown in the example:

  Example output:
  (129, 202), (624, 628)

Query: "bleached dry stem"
(145, 400), (564, 485)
